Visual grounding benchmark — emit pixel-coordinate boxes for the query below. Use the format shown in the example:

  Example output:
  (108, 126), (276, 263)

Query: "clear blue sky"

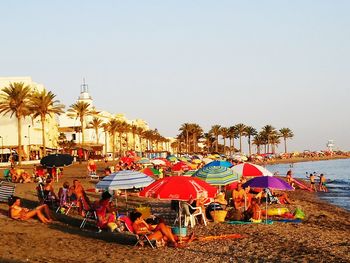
(1, 1), (349, 152)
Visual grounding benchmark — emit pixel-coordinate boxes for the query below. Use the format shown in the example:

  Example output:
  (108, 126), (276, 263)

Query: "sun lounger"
(0, 181), (16, 203)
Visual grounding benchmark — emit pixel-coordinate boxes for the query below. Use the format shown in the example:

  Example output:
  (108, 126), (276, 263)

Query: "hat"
(214, 192), (228, 205)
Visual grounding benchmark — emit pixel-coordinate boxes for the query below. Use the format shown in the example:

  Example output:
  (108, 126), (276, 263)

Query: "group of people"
(286, 169), (328, 192)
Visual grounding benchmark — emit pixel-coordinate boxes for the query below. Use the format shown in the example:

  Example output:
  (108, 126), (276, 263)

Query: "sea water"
(266, 158), (350, 211)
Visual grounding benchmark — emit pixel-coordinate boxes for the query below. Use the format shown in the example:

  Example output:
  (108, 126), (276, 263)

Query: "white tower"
(78, 78), (93, 107)
(326, 140), (335, 152)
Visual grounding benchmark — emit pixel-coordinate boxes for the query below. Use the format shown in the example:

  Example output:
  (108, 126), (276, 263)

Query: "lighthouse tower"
(326, 140), (335, 152)
(78, 78), (93, 107)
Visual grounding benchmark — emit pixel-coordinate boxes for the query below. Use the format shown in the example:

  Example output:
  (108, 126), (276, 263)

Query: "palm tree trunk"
(41, 117), (46, 156)
(229, 137), (232, 156)
(186, 131), (189, 154)
(248, 137), (251, 156)
(139, 136), (142, 156)
(17, 117), (22, 165)
(104, 131), (108, 156)
(284, 138), (287, 153)
(119, 133), (122, 157)
(215, 136), (218, 152)
(80, 117), (85, 145)
(95, 128), (99, 145)
(112, 134), (115, 160)
(232, 138), (235, 154)
(239, 136), (242, 153)
(223, 138), (226, 155)
(133, 133), (136, 151)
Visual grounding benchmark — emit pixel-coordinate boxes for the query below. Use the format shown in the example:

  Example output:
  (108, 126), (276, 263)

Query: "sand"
(0, 162), (349, 263)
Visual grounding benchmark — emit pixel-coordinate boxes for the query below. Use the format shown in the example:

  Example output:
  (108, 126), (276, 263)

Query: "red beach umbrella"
(139, 176), (217, 201)
(231, 162), (273, 177)
(171, 161), (191, 172)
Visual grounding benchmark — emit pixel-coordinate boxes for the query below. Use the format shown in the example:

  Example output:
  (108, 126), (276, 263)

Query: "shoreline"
(264, 154), (350, 165)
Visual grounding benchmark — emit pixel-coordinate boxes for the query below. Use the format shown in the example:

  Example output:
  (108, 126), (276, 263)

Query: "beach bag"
(210, 210), (228, 223)
(293, 207), (305, 219)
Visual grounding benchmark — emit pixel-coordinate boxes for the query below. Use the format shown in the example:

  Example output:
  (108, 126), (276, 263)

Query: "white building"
(0, 77), (59, 161)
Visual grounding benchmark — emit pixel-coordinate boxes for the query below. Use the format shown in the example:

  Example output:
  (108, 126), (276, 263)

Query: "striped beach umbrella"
(166, 155), (178, 162)
(141, 167), (161, 176)
(96, 170), (155, 190)
(137, 158), (151, 164)
(231, 162), (273, 177)
(204, 160), (233, 168)
(193, 166), (240, 186)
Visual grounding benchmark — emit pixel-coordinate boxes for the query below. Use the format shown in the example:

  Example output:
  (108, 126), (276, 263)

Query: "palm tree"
(279, 128), (294, 153)
(209, 125), (221, 152)
(220, 127), (229, 155)
(235, 123), (247, 153)
(179, 123), (191, 153)
(136, 126), (144, 155)
(189, 123), (203, 153)
(245, 126), (257, 156)
(252, 133), (265, 154)
(131, 124), (138, 151)
(260, 125), (277, 153)
(88, 117), (103, 145)
(0, 82), (32, 164)
(228, 126), (238, 156)
(68, 101), (92, 146)
(269, 134), (281, 154)
(106, 119), (119, 160)
(101, 123), (109, 156)
(30, 89), (65, 157)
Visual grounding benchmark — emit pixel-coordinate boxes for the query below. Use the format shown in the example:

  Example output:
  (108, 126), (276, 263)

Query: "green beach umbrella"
(193, 166), (240, 186)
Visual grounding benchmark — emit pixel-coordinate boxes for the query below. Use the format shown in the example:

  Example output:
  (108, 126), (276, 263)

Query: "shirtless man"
(9, 196), (53, 223)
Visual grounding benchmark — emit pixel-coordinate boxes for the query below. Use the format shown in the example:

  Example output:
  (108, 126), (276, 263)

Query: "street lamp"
(0, 136), (3, 163)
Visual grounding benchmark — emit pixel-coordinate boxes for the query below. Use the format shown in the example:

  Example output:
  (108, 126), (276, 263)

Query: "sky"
(1, 0), (349, 153)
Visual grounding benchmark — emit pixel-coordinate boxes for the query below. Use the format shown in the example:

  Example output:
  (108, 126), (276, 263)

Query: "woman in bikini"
(9, 196), (53, 223)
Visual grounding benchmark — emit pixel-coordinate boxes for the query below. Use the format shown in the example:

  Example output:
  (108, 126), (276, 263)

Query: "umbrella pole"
(125, 189), (128, 211)
(265, 191), (268, 224)
(178, 202), (182, 243)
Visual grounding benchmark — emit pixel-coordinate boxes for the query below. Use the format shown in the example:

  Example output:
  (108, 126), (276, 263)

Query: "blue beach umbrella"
(96, 170), (155, 190)
(137, 158), (151, 164)
(193, 166), (240, 186)
(204, 160), (233, 168)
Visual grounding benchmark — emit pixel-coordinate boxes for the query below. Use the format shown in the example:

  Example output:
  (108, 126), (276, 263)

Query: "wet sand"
(0, 162), (349, 263)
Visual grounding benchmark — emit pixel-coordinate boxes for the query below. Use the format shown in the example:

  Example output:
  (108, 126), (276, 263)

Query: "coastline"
(0, 163), (349, 262)
(264, 154), (350, 165)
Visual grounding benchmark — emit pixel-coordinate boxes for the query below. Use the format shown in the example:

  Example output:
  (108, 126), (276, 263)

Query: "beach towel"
(196, 234), (244, 242)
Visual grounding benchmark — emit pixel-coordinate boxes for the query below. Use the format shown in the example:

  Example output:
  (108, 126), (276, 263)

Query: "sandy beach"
(0, 162), (349, 263)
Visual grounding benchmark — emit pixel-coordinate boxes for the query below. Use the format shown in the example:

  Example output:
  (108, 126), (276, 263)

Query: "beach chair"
(181, 202), (207, 228)
(118, 215), (156, 249)
(0, 181), (16, 203)
(3, 169), (12, 182)
(265, 189), (280, 205)
(87, 171), (100, 181)
(36, 183), (57, 208)
(79, 200), (101, 232)
(55, 188), (78, 215)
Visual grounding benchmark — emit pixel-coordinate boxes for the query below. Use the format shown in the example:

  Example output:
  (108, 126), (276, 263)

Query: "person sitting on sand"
(72, 179), (91, 215)
(9, 196), (53, 223)
(44, 178), (58, 201)
(232, 183), (245, 210)
(95, 191), (117, 232)
(245, 198), (261, 221)
(130, 211), (195, 247)
(87, 158), (97, 174)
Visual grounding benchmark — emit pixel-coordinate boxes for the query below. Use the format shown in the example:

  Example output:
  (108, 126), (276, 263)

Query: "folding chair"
(36, 183), (57, 208)
(0, 181), (16, 203)
(79, 200), (101, 232)
(265, 189), (281, 205)
(3, 169), (12, 182)
(118, 215), (155, 249)
(55, 188), (78, 215)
